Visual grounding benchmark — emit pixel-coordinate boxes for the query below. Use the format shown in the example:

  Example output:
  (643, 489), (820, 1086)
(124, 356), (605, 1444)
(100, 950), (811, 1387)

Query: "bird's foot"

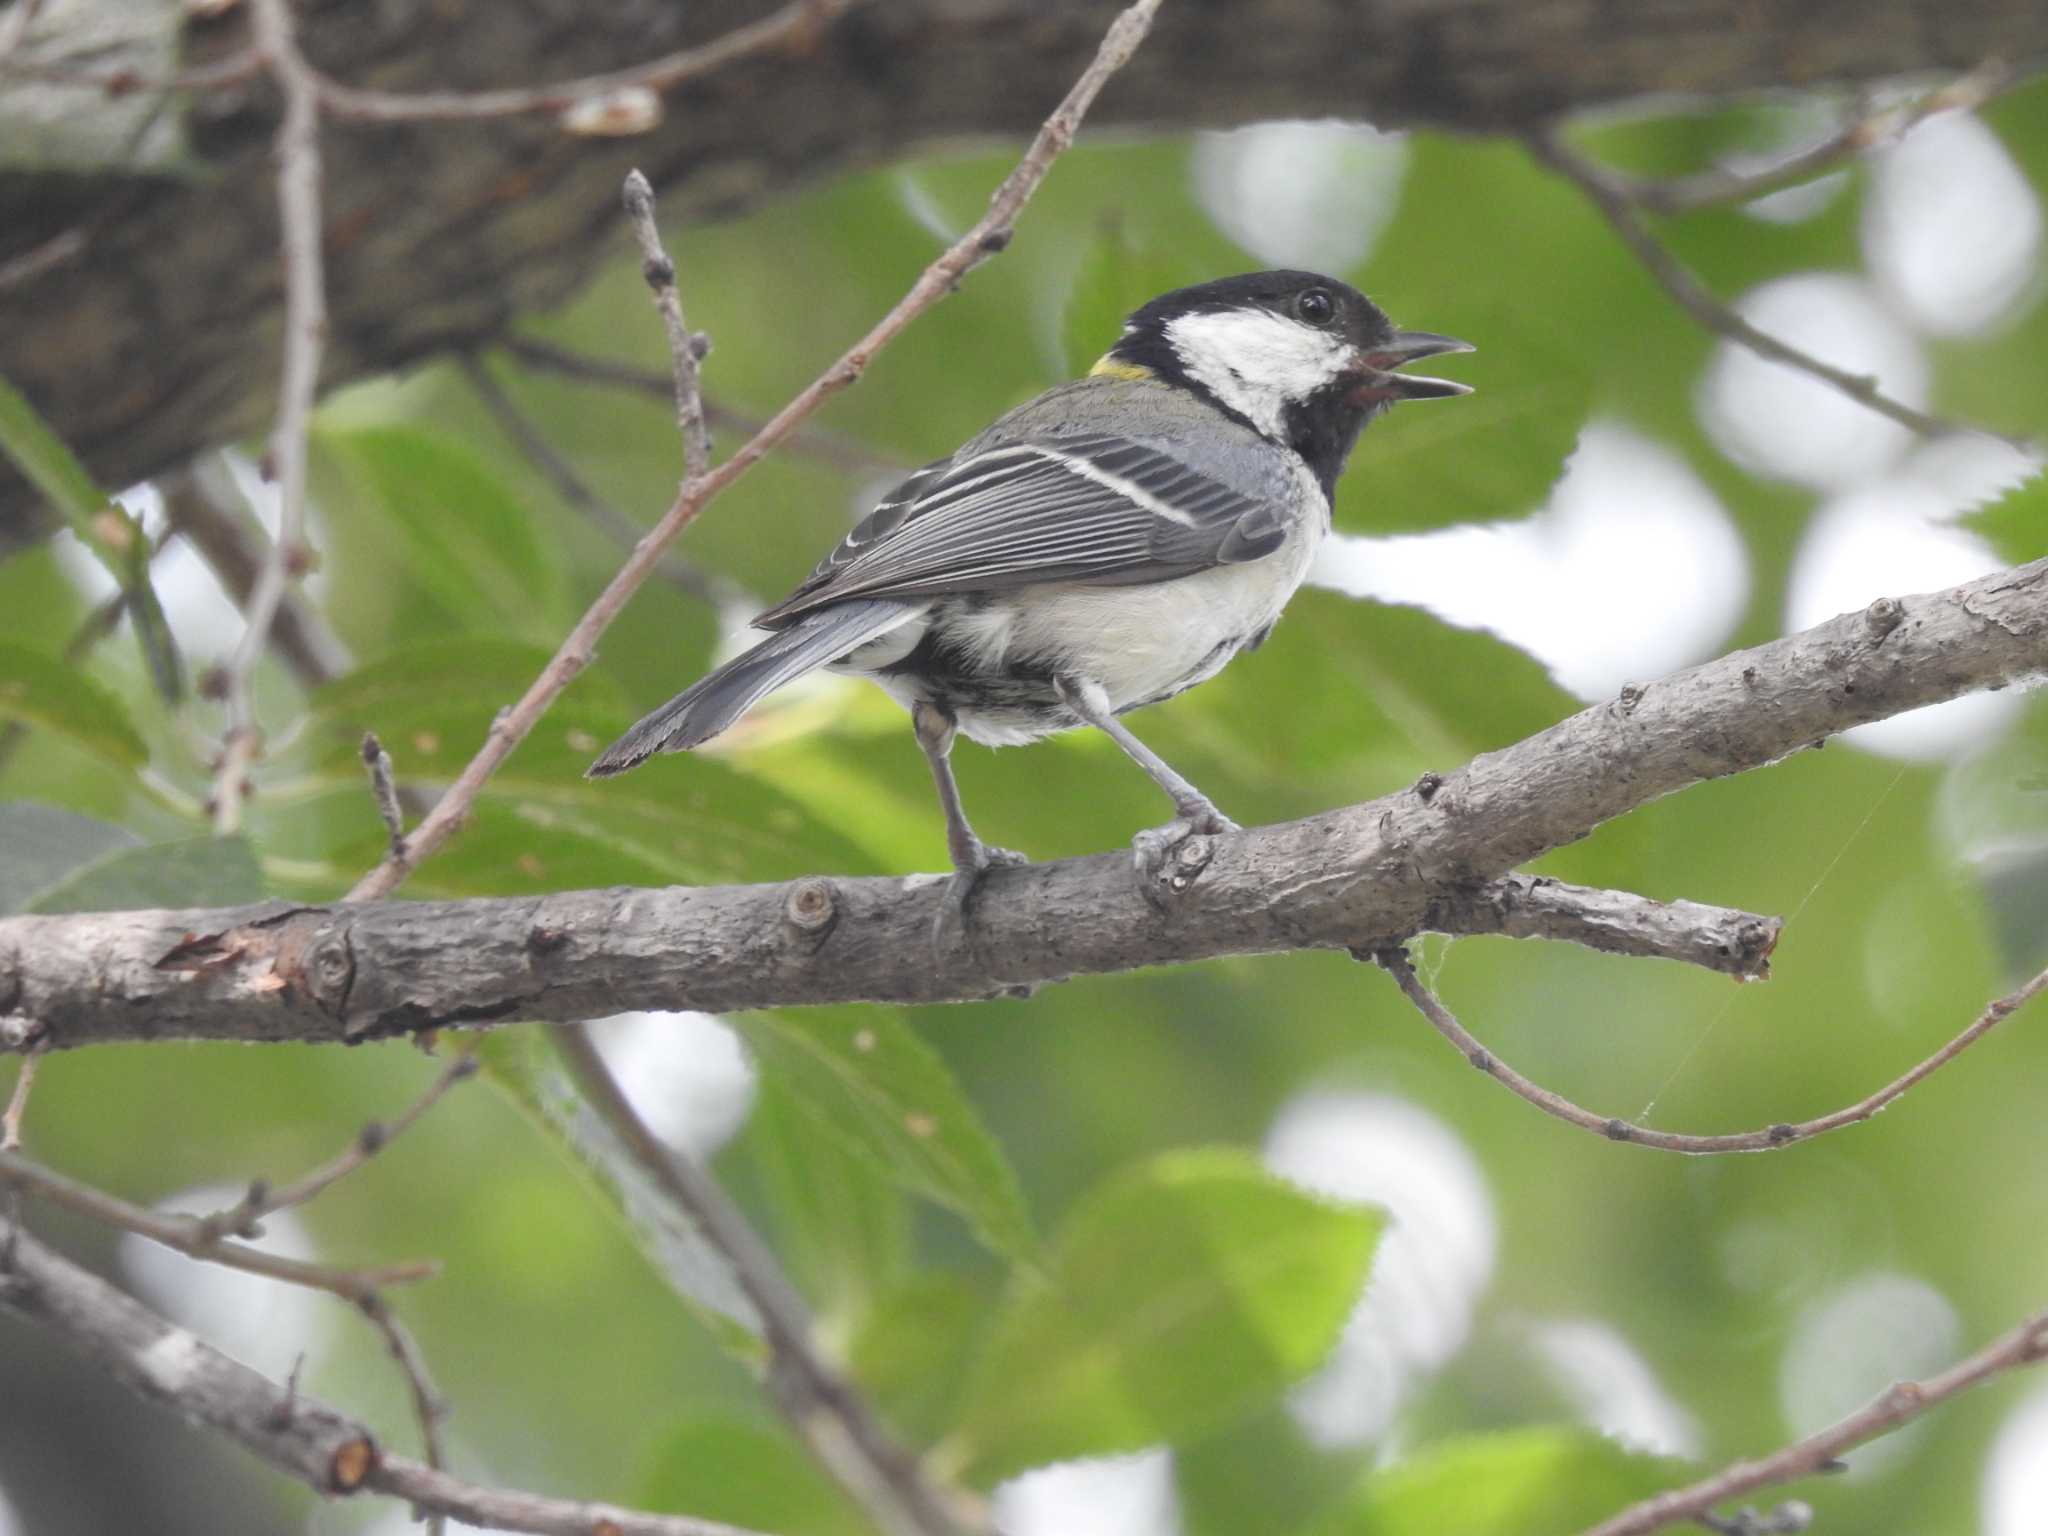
(1132, 802), (1238, 912)
(931, 842), (1030, 956)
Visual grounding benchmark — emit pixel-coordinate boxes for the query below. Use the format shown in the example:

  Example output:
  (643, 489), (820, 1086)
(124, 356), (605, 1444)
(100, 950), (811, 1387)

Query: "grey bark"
(3, 558), (2039, 1051)
(0, 1227), (377, 1496)
(2, 0), (2044, 542)
(0, 1224), (767, 1536)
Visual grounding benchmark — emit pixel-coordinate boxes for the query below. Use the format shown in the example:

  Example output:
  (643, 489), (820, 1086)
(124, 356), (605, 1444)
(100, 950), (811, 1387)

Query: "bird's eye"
(1294, 288), (1335, 325)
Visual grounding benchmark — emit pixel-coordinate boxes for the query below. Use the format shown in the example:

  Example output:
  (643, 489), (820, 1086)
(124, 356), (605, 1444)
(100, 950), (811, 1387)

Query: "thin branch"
(0, 226), (85, 293)
(1580, 1306), (2048, 1536)
(0, 1151), (437, 1300)
(357, 1292), (450, 1536)
(459, 355), (734, 603)
(621, 170), (714, 479)
(0, 1223), (773, 1536)
(160, 460), (354, 690)
(343, 0), (1168, 903)
(1423, 873), (1780, 978)
(0, 48), (261, 95)
(550, 1025), (978, 1536)
(1, 1046), (39, 1151)
(192, 1053), (478, 1242)
(309, 0), (853, 124)
(1613, 61), (2014, 214)
(1371, 946), (2048, 1154)
(1527, 126), (2031, 451)
(214, 0), (329, 834)
(500, 335), (904, 476)
(359, 731), (408, 860)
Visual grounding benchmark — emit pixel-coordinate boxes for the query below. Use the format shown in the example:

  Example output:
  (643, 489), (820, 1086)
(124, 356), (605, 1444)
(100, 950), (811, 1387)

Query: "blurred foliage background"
(3, 58), (2048, 1536)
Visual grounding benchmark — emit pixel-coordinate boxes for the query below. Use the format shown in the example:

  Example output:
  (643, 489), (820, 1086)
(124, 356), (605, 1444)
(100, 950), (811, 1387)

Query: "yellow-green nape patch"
(1088, 357), (1152, 382)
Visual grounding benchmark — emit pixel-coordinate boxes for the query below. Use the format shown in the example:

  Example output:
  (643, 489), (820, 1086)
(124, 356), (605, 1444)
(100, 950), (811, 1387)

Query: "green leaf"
(0, 378), (178, 700)
(1961, 469), (2048, 567)
(0, 645), (149, 773)
(305, 637), (633, 784)
(302, 639), (882, 893)
(470, 1029), (763, 1357)
(28, 835), (264, 913)
(1060, 224), (1193, 378)
(1312, 1426), (1690, 1536)
(1336, 306), (1587, 536)
(0, 802), (142, 915)
(737, 1009), (1035, 1265)
(0, 371), (108, 526)
(952, 1148), (1383, 1485)
(727, 1071), (911, 1322)
(848, 1272), (994, 1450)
(640, 1418), (868, 1536)
(317, 425), (568, 633)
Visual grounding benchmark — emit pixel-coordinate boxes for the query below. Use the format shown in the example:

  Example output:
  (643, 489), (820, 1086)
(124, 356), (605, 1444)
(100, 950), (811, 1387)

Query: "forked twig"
(1528, 125), (2031, 451)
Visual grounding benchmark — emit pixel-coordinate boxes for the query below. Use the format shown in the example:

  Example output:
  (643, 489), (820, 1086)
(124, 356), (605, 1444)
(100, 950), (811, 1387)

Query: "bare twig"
(215, 0), (329, 833)
(344, 0), (1168, 902)
(192, 1053), (478, 1242)
(0, 226), (86, 292)
(1371, 946), (2048, 1155)
(621, 170), (714, 478)
(1614, 61), (2014, 214)
(0, 1223), (774, 1536)
(1, 1047), (40, 1151)
(1528, 126), (2030, 451)
(0, 1151), (437, 1300)
(1580, 1306), (2048, 1536)
(161, 460), (354, 690)
(0, 48), (261, 94)
(1424, 874), (1780, 979)
(308, 0), (856, 124)
(360, 732), (407, 860)
(500, 335), (903, 476)
(550, 1024), (979, 1536)
(357, 1292), (450, 1535)
(459, 356), (734, 602)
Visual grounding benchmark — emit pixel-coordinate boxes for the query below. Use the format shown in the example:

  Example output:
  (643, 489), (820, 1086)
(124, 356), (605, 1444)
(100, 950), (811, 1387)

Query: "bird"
(589, 270), (1472, 928)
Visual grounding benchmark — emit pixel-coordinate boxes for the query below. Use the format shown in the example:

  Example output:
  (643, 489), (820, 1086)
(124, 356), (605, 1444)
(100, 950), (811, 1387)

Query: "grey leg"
(912, 699), (1027, 948)
(1055, 675), (1237, 905)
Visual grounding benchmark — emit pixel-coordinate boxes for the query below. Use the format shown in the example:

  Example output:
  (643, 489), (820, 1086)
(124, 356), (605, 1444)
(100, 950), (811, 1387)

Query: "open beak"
(1352, 330), (1475, 402)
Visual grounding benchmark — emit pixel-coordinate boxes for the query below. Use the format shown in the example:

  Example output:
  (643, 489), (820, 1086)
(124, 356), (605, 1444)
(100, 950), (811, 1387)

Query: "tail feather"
(587, 599), (915, 776)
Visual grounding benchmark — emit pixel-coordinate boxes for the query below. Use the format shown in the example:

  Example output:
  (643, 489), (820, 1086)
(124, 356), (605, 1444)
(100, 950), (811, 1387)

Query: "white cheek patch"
(1163, 308), (1352, 437)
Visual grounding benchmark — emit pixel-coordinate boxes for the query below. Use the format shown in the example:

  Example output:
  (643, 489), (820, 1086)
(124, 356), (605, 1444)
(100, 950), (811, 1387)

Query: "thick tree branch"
(3, 560), (2040, 1049)
(5, 1), (2045, 544)
(0, 1224), (772, 1536)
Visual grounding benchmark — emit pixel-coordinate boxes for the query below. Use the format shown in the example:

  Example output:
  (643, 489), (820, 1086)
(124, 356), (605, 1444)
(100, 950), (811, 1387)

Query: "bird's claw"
(931, 843), (1029, 956)
(1132, 804), (1237, 911)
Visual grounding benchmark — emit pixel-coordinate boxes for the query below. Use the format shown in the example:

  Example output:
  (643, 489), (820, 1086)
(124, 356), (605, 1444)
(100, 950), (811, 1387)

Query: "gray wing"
(754, 433), (1285, 628)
